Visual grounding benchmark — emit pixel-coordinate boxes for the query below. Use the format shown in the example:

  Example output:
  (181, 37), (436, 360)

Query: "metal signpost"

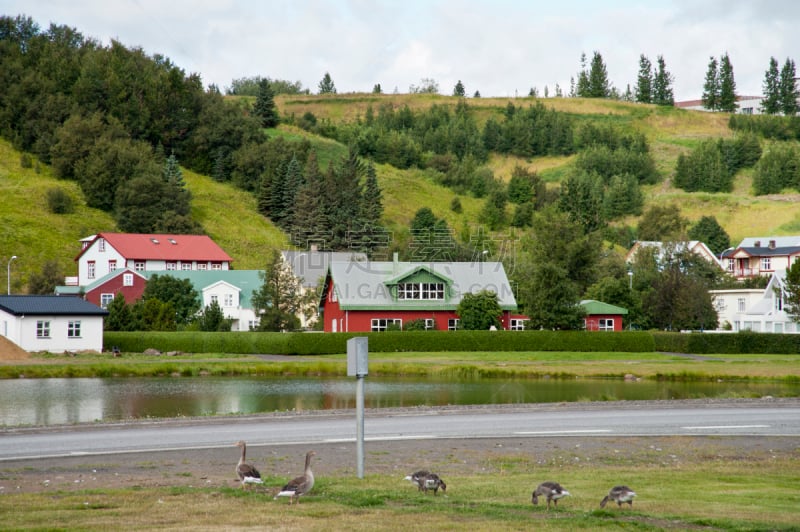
(346, 337), (368, 479)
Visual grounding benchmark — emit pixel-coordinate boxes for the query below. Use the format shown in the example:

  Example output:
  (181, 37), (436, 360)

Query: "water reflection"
(0, 376), (796, 427)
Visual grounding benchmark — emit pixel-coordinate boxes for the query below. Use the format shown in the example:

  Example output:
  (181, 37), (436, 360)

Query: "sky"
(3, 0), (800, 101)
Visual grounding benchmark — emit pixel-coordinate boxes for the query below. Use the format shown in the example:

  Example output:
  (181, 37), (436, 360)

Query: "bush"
(45, 187), (75, 214)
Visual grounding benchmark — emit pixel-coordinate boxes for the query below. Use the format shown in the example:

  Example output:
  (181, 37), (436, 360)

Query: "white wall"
(0, 311), (106, 352)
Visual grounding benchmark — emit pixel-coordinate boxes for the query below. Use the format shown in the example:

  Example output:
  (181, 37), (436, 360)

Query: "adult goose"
(404, 470), (430, 490)
(531, 481), (570, 509)
(419, 473), (447, 495)
(233, 440), (263, 490)
(275, 450), (316, 504)
(600, 485), (637, 508)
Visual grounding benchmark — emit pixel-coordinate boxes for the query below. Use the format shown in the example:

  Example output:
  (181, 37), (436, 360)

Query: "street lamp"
(627, 269), (633, 290)
(7, 255), (17, 295)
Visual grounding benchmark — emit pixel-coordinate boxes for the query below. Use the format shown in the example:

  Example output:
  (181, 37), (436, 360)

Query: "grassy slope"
(3, 94), (800, 288)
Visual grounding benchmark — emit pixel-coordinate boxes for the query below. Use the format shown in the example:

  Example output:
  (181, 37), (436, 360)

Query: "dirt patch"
(0, 336), (28, 361)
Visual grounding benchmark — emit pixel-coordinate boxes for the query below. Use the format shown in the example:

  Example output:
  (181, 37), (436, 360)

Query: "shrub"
(45, 187), (75, 214)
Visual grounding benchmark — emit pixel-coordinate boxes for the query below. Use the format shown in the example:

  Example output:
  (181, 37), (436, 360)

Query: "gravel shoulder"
(2, 398), (798, 495)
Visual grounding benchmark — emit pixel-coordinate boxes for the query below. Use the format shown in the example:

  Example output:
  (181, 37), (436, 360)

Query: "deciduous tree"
(456, 290), (502, 330)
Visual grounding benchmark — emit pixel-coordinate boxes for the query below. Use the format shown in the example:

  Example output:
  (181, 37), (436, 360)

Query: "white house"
(625, 240), (723, 269)
(144, 270), (262, 331)
(720, 236), (800, 280)
(72, 233), (233, 287)
(0, 295), (108, 352)
(710, 270), (797, 333)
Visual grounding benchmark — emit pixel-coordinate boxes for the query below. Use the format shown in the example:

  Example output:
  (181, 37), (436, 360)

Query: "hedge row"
(104, 330), (656, 355)
(653, 331), (800, 354)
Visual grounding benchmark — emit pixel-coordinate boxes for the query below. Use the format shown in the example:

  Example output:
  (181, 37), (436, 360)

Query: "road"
(1, 399), (798, 461)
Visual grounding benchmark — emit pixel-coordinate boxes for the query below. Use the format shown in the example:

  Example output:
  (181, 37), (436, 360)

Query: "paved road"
(1, 400), (797, 461)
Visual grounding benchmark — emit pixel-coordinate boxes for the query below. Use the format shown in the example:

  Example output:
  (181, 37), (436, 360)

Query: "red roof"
(77, 233), (233, 263)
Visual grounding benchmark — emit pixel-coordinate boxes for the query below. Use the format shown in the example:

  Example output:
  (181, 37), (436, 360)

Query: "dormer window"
(398, 282), (445, 300)
(98, 238), (105, 252)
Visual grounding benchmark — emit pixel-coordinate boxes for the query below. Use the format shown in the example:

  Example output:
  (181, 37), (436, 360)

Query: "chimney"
(769, 240), (776, 249)
(393, 252), (399, 273)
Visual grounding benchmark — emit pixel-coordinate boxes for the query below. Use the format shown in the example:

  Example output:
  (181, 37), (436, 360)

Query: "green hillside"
(3, 94), (800, 291)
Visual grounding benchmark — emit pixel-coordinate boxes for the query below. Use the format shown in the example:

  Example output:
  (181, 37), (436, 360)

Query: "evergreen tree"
(196, 299), (232, 331)
(453, 80), (466, 97)
(761, 56), (781, 115)
(779, 58), (799, 116)
(291, 151), (329, 247)
(784, 258), (800, 323)
(587, 51), (610, 98)
(688, 215), (730, 256)
(558, 170), (606, 233)
(575, 53), (590, 97)
(279, 156), (304, 229)
(361, 162), (383, 223)
(372, 83), (382, 93)
(318, 72), (336, 94)
(652, 55), (674, 106)
(105, 293), (135, 331)
(718, 53), (737, 112)
(701, 56), (719, 111)
(251, 249), (304, 331)
(473, 90), (481, 98)
(635, 54), (652, 103)
(253, 79), (279, 127)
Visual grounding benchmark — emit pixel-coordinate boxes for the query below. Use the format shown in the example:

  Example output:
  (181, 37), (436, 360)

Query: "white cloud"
(3, 0), (800, 99)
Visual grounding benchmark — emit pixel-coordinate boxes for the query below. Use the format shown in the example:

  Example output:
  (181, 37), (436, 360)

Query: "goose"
(600, 485), (636, 508)
(404, 470), (430, 490)
(419, 473), (446, 495)
(275, 450), (316, 504)
(531, 481), (570, 509)
(233, 440), (263, 490)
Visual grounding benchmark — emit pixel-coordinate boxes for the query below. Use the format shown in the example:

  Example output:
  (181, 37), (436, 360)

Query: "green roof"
(580, 299), (628, 315)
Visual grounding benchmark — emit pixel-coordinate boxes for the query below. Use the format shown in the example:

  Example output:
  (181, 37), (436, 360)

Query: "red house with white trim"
(581, 300), (628, 331)
(320, 256), (522, 332)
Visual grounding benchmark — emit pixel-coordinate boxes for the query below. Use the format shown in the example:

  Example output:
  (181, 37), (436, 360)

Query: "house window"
(726, 259), (734, 272)
(211, 262), (222, 270)
(181, 262), (192, 270)
(68, 320), (81, 338)
(87, 261), (96, 279)
(510, 319), (527, 331)
(424, 318), (435, 330)
(761, 257), (771, 270)
(738, 298), (746, 312)
(211, 295), (218, 304)
(36, 320), (50, 338)
(397, 282), (445, 300)
(248, 320), (259, 330)
(776, 293), (784, 311)
(108, 260), (117, 272)
(715, 298), (726, 311)
(134, 261), (145, 272)
(598, 318), (614, 331)
(371, 318), (402, 332)
(123, 273), (133, 287)
(166, 261), (177, 270)
(198, 263), (207, 270)
(448, 318), (460, 331)
(224, 294), (234, 307)
(100, 293), (114, 308)
(98, 239), (105, 252)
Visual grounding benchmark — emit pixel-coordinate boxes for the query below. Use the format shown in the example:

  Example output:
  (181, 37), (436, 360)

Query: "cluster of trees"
(226, 76), (307, 96)
(761, 57), (799, 116)
(751, 143), (800, 195)
(702, 54), (738, 112)
(105, 275), (231, 332)
(673, 133), (762, 193)
(634, 54), (674, 105)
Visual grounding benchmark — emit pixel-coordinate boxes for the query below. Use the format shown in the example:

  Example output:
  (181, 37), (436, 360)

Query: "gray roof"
(328, 260), (517, 310)
(0, 295), (108, 316)
(738, 236), (800, 248)
(722, 245), (800, 258)
(282, 250), (368, 288)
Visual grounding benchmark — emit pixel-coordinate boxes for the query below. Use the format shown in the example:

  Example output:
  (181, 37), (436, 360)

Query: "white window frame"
(224, 294), (234, 307)
(98, 239), (105, 252)
(397, 282), (445, 300)
(371, 318), (402, 332)
(68, 320), (81, 338)
(166, 261), (177, 271)
(134, 261), (145, 272)
(181, 262), (192, 270)
(761, 257), (771, 270)
(448, 318), (460, 331)
(211, 294), (219, 304)
(108, 260), (117, 272)
(197, 263), (208, 270)
(123, 273), (133, 287)
(424, 318), (435, 330)
(510, 319), (527, 331)
(87, 261), (96, 279)
(100, 293), (114, 308)
(738, 298), (746, 312)
(598, 318), (614, 331)
(36, 320), (50, 338)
